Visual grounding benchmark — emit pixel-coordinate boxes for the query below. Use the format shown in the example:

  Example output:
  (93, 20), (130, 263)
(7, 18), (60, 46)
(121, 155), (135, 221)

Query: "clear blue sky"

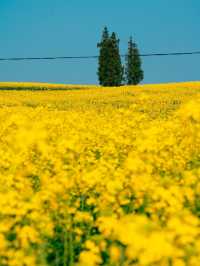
(0, 0), (200, 84)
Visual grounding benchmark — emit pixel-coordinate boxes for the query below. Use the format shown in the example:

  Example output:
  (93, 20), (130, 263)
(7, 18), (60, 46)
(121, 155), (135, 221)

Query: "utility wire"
(0, 51), (200, 61)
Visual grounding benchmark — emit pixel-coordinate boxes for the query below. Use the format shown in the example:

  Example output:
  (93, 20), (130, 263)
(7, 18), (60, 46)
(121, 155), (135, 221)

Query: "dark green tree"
(109, 32), (124, 86)
(125, 36), (144, 85)
(97, 27), (123, 86)
(97, 27), (110, 86)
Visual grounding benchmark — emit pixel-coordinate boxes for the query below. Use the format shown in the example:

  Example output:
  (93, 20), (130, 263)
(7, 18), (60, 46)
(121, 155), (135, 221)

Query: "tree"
(109, 32), (124, 86)
(97, 27), (110, 86)
(125, 37), (144, 85)
(97, 27), (123, 86)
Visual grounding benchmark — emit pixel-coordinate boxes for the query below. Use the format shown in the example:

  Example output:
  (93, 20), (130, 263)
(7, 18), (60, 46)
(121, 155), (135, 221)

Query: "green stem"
(68, 230), (74, 266)
(63, 230), (68, 266)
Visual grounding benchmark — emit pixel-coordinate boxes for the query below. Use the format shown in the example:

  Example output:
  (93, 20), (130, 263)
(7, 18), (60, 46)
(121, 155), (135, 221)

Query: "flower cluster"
(0, 83), (199, 266)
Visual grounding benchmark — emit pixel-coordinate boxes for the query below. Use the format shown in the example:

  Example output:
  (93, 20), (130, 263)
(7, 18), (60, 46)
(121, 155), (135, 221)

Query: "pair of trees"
(97, 27), (144, 86)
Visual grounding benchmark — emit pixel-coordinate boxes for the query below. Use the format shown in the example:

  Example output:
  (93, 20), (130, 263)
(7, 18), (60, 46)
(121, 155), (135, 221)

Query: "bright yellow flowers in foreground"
(0, 82), (200, 266)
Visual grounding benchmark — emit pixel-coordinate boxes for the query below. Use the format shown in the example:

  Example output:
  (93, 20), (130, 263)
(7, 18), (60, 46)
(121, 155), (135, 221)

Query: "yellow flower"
(79, 251), (102, 266)
(109, 245), (121, 262)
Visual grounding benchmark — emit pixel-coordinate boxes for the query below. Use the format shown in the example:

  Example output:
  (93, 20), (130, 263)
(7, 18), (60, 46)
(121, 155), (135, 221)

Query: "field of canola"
(0, 82), (200, 266)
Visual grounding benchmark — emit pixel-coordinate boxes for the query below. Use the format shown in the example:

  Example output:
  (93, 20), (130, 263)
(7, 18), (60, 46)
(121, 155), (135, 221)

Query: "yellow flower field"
(0, 81), (200, 266)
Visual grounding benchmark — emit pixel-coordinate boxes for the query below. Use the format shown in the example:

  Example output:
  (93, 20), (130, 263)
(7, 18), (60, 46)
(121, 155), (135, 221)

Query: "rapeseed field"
(0, 82), (200, 266)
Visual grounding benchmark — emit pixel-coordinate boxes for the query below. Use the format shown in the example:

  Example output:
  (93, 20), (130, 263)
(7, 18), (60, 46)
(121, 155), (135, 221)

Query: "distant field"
(0, 81), (200, 117)
(0, 80), (200, 90)
(0, 82), (200, 266)
(0, 82), (98, 90)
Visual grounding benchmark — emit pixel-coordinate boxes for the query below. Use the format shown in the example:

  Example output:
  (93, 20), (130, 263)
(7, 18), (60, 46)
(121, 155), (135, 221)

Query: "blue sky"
(0, 0), (200, 84)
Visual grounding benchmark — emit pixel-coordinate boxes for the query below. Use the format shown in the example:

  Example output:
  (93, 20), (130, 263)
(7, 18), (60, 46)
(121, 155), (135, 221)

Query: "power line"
(0, 50), (200, 61)
(140, 51), (200, 57)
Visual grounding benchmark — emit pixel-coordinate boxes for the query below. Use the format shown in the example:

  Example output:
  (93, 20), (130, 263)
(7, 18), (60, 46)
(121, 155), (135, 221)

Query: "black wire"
(140, 51), (200, 57)
(0, 51), (200, 61)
